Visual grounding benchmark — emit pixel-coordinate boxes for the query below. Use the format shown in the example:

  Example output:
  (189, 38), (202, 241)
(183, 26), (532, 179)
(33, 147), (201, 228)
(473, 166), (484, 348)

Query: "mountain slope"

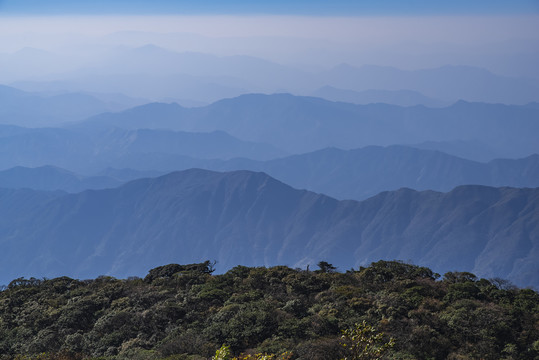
(0, 169), (537, 288)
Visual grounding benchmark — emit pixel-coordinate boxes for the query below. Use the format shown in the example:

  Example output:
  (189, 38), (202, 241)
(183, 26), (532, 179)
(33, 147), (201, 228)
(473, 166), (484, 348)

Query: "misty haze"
(0, 1), (538, 359)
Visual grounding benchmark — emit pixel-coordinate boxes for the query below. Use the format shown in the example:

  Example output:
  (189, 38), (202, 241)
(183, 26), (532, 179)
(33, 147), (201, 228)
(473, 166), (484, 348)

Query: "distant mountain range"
(0, 169), (536, 288)
(0, 166), (122, 193)
(2, 93), (539, 195)
(2, 146), (539, 201)
(1, 144), (538, 201)
(320, 63), (539, 104)
(311, 86), (448, 107)
(0, 84), (141, 127)
(6, 45), (539, 105)
(410, 140), (504, 162)
(3, 87), (538, 161)
(2, 43), (538, 298)
(0, 124), (284, 172)
(77, 94), (539, 159)
(210, 146), (539, 200)
(91, 128), (284, 161)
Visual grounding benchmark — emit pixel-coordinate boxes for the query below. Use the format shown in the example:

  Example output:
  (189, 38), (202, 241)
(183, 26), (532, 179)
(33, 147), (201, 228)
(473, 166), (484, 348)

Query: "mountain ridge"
(0, 123), (285, 172)
(0, 169), (537, 288)
(0, 84), (139, 127)
(2, 146), (538, 200)
(311, 85), (448, 107)
(6, 45), (539, 104)
(74, 93), (539, 158)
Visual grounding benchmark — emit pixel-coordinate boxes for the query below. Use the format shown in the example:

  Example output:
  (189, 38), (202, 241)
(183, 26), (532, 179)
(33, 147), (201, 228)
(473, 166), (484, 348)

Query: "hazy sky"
(1, 0), (538, 15)
(1, 0), (537, 44)
(1, 0), (539, 79)
(2, 15), (537, 41)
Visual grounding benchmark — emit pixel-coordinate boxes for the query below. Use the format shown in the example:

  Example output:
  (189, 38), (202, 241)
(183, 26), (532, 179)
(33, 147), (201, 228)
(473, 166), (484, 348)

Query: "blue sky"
(1, 0), (538, 16)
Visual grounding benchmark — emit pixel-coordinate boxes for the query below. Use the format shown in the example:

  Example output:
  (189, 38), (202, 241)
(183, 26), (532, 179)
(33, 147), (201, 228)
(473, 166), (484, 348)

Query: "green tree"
(316, 261), (337, 273)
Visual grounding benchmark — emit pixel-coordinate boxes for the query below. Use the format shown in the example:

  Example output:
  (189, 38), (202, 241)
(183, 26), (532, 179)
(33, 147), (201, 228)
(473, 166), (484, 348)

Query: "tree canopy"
(1, 260), (537, 359)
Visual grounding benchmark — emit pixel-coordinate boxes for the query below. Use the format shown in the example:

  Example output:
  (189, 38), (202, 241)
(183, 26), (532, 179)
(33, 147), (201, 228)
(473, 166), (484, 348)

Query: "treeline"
(0, 260), (538, 359)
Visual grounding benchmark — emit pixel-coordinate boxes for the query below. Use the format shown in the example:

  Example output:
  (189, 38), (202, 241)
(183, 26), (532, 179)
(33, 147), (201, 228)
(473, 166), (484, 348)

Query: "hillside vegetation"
(1, 261), (537, 359)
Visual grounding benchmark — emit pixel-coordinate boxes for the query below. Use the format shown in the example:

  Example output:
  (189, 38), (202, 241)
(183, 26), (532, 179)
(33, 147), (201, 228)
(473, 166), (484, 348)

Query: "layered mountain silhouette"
(3, 92), (538, 166)
(91, 128), (284, 161)
(0, 84), (138, 127)
(78, 94), (539, 159)
(321, 64), (539, 104)
(0, 166), (122, 192)
(101, 146), (539, 201)
(7, 46), (538, 104)
(0, 169), (537, 288)
(411, 140), (503, 162)
(311, 86), (447, 107)
(0, 124), (284, 172)
(211, 146), (539, 200)
(3, 146), (539, 201)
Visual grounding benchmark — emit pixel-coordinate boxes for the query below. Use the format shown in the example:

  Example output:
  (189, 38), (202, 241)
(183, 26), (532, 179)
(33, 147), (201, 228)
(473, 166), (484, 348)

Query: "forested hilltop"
(1, 261), (538, 360)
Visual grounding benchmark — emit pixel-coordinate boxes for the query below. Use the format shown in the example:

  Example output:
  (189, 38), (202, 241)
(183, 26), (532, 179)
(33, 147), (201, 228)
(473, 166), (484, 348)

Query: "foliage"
(340, 321), (394, 360)
(212, 345), (232, 360)
(316, 262), (337, 274)
(0, 260), (537, 360)
(212, 344), (292, 360)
